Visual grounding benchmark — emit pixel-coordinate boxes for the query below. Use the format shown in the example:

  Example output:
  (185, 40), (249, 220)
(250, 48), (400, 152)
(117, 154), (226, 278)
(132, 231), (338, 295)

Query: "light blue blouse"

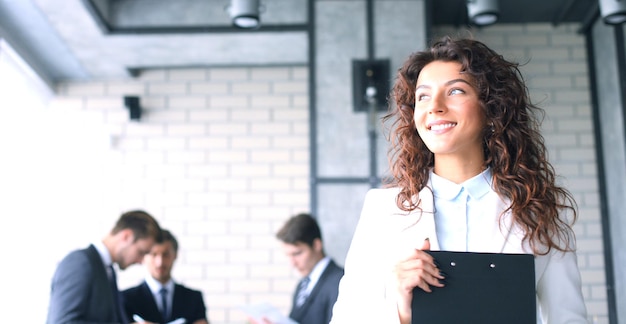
(430, 168), (496, 252)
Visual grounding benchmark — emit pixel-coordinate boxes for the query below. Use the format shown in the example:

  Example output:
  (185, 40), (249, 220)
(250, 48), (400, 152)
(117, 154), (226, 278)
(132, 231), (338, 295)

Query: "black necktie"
(160, 287), (168, 320)
(295, 277), (310, 307)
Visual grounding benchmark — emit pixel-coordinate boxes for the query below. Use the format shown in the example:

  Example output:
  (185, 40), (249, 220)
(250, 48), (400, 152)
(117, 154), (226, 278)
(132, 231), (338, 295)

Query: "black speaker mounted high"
(124, 96), (141, 121)
(352, 59), (390, 112)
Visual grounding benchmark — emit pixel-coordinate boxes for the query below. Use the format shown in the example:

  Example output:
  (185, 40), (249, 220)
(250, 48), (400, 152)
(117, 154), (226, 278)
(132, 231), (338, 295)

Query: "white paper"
(167, 319), (186, 324)
(238, 302), (298, 324)
(133, 314), (186, 324)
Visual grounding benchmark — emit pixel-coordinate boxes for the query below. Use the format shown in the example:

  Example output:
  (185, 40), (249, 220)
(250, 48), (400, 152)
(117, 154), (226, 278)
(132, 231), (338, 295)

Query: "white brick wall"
(434, 24), (608, 323)
(48, 65), (310, 324)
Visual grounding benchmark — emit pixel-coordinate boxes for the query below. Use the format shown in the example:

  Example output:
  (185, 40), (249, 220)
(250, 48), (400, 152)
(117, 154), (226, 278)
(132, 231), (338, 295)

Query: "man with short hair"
(47, 210), (162, 324)
(275, 213), (344, 324)
(123, 229), (209, 324)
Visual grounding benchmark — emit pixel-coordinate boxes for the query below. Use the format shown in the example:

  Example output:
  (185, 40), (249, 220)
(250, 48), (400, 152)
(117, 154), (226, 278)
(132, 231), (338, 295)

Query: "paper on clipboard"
(238, 302), (299, 324)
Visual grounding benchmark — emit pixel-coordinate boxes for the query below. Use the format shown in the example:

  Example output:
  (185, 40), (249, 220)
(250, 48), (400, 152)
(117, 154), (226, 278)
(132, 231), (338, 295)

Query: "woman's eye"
(450, 88), (464, 95)
(417, 94), (430, 101)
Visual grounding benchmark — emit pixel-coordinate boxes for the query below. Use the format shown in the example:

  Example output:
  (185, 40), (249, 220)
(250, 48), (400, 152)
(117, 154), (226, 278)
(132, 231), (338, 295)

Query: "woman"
(329, 36), (588, 323)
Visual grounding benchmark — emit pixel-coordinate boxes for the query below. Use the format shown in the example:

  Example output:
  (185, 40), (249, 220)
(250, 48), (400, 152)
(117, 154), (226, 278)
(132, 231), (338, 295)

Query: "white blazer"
(330, 187), (588, 324)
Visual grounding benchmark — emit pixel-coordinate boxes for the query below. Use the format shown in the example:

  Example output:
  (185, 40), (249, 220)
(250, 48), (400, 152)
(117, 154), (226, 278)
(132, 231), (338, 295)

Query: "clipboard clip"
(446, 260), (497, 268)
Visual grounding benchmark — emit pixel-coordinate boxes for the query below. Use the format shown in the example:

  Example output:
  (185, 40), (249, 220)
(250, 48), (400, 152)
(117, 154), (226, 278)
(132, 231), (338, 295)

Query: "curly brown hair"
(384, 36), (577, 254)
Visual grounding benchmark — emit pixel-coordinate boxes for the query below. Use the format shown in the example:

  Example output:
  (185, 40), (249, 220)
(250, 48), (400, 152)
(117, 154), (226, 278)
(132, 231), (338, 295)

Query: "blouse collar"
(430, 167), (493, 200)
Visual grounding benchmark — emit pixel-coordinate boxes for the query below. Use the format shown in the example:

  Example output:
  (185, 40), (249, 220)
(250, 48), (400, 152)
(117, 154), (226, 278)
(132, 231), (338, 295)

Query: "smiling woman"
(413, 61), (486, 179)
(329, 36), (589, 324)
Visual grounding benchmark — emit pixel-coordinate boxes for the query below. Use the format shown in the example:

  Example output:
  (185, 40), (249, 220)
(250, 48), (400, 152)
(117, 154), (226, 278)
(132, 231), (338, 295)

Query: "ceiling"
(0, 0), (598, 86)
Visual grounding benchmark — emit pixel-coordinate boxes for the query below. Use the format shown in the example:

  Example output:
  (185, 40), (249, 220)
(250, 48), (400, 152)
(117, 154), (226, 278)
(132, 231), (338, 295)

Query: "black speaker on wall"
(352, 59), (390, 112)
(124, 96), (141, 121)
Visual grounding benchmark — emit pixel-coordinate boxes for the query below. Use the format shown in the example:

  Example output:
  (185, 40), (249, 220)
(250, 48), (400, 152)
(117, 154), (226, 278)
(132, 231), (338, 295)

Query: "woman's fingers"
(395, 249), (445, 295)
(397, 260), (444, 292)
(421, 237), (431, 251)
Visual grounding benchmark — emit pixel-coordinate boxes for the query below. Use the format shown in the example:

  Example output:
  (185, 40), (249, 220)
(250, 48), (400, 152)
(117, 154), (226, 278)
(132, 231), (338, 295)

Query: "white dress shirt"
(93, 240), (114, 278)
(304, 256), (331, 295)
(145, 275), (174, 315)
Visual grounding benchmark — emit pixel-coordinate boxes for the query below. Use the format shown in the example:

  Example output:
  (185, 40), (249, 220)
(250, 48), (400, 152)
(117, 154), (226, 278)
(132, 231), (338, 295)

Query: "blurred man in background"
(47, 210), (162, 324)
(275, 213), (344, 324)
(123, 229), (209, 324)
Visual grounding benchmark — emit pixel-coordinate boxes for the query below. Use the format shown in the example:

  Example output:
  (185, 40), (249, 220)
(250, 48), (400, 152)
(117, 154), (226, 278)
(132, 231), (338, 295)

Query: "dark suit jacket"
(122, 281), (208, 324)
(47, 244), (122, 324)
(289, 260), (344, 324)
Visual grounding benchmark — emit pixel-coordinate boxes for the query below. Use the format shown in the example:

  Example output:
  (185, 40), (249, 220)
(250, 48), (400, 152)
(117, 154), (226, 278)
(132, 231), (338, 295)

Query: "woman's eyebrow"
(445, 78), (472, 86)
(415, 78), (471, 91)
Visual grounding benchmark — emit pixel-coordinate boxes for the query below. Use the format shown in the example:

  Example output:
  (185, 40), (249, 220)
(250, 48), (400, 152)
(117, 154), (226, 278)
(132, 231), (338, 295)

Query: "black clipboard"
(411, 251), (536, 324)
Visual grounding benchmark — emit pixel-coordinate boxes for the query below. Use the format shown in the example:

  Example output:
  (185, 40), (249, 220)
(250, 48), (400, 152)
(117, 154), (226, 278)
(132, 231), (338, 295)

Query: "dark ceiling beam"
(81, 0), (113, 33)
(105, 24), (308, 35)
(552, 0), (578, 26)
(578, 2), (600, 34)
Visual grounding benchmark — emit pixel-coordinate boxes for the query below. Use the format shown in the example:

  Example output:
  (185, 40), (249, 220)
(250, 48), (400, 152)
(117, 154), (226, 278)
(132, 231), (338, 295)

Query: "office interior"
(0, 0), (625, 323)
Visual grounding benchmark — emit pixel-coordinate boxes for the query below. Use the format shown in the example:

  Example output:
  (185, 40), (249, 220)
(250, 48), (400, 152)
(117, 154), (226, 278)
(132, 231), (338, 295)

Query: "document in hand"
(133, 314), (186, 324)
(238, 302), (299, 324)
(411, 251), (536, 324)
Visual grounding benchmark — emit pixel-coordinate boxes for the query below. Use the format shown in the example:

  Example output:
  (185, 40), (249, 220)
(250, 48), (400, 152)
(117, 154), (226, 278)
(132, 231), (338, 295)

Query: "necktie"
(159, 287), (168, 320)
(295, 277), (310, 307)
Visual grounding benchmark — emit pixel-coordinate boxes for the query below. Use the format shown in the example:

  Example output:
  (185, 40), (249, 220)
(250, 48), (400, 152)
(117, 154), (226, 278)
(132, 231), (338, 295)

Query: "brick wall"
(48, 65), (310, 323)
(433, 24), (608, 323)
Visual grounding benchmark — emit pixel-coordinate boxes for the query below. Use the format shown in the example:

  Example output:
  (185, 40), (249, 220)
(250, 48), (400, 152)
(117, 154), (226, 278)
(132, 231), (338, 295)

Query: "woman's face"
(413, 60), (486, 159)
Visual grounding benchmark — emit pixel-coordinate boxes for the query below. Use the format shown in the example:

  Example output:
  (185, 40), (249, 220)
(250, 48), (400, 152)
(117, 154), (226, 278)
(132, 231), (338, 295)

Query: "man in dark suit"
(276, 213), (344, 324)
(46, 210), (163, 324)
(122, 229), (209, 324)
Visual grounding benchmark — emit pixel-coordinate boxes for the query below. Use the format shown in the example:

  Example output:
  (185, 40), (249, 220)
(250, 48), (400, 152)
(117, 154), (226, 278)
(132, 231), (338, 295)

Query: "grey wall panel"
(316, 1), (370, 178)
(592, 20), (626, 323)
(374, 0), (428, 178)
(316, 183), (370, 266)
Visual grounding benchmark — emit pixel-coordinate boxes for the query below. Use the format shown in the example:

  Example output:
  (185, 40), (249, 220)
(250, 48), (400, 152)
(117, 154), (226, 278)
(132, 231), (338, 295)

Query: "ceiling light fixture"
(467, 0), (499, 26)
(599, 0), (626, 25)
(229, 0), (261, 29)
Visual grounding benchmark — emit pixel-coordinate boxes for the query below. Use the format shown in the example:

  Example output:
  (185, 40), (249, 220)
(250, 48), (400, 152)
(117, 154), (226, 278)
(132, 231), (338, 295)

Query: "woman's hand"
(394, 239), (444, 324)
(395, 239), (444, 294)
